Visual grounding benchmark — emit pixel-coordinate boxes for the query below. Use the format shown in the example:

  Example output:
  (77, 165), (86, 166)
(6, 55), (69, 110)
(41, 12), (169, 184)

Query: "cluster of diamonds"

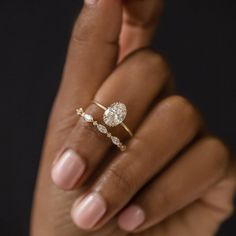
(76, 108), (126, 152)
(103, 102), (127, 127)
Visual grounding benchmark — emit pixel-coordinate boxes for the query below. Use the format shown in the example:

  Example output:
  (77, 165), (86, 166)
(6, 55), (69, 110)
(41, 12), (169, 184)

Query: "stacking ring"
(91, 101), (133, 137)
(76, 108), (126, 152)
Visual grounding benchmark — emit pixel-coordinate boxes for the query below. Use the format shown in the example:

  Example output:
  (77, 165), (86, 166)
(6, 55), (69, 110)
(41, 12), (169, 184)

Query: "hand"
(31, 1), (236, 236)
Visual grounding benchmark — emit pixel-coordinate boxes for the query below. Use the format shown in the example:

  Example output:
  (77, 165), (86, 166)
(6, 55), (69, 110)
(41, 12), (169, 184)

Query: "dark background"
(0, 0), (235, 235)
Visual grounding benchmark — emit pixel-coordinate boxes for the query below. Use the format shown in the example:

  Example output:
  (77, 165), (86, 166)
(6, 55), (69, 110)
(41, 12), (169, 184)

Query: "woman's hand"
(31, 0), (236, 236)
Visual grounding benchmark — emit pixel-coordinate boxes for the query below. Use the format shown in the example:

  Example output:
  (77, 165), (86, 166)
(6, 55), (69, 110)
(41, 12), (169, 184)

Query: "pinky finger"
(117, 137), (232, 233)
(135, 173), (236, 236)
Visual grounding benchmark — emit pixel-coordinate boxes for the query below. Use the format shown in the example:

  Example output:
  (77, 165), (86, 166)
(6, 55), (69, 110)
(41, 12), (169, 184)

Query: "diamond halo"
(103, 102), (127, 127)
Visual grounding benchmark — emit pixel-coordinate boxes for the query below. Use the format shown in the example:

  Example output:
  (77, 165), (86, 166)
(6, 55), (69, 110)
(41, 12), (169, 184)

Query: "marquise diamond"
(103, 102), (127, 127)
(111, 136), (121, 145)
(84, 114), (93, 122)
(97, 124), (107, 134)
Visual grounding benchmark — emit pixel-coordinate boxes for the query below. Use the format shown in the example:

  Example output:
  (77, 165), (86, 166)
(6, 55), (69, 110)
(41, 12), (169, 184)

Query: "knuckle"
(133, 50), (170, 82)
(205, 137), (231, 175)
(143, 51), (168, 71)
(71, 10), (118, 47)
(167, 95), (195, 114)
(72, 23), (93, 46)
(140, 51), (167, 68)
(106, 165), (136, 196)
(161, 95), (201, 124)
(72, 13), (93, 44)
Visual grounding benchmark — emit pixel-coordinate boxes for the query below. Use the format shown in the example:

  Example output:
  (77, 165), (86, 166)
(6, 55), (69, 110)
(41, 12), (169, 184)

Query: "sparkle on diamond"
(103, 102), (127, 127)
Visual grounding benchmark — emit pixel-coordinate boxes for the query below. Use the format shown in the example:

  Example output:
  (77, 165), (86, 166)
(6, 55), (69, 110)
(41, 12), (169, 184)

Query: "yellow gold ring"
(76, 108), (126, 151)
(91, 100), (133, 137)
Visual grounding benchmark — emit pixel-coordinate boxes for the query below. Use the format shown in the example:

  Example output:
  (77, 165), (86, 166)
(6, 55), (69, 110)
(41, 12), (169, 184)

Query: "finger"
(51, 50), (170, 190)
(119, 0), (164, 60)
(70, 96), (202, 230)
(135, 169), (236, 236)
(50, 0), (122, 131)
(117, 137), (231, 232)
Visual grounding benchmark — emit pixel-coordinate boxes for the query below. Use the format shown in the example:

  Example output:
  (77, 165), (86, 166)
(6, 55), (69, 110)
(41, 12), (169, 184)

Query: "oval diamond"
(103, 102), (127, 127)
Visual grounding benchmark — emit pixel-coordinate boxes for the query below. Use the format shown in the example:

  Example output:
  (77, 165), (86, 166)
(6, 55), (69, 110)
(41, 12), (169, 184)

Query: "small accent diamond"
(93, 121), (98, 126)
(111, 136), (121, 145)
(76, 107), (126, 152)
(76, 108), (84, 115)
(97, 124), (107, 134)
(84, 114), (93, 122)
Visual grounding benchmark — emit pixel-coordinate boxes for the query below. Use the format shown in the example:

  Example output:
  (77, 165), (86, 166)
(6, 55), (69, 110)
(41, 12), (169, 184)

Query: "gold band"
(91, 100), (133, 137)
(92, 101), (107, 110)
(76, 108), (126, 151)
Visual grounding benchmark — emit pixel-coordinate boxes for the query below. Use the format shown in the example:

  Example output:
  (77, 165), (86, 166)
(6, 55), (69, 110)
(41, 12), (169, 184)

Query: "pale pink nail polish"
(71, 192), (107, 229)
(85, 0), (98, 5)
(118, 205), (145, 231)
(51, 149), (86, 190)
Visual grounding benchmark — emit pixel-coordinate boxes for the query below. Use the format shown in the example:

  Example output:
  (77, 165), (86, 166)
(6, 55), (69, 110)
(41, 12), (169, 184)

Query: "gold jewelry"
(91, 101), (133, 137)
(76, 108), (126, 152)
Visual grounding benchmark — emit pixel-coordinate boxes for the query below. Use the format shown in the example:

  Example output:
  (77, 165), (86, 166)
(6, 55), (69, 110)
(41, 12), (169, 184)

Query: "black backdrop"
(0, 0), (235, 235)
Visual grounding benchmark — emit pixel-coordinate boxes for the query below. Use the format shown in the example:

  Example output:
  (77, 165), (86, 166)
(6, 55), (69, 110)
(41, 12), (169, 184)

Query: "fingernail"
(85, 0), (98, 5)
(51, 149), (86, 190)
(71, 192), (107, 229)
(118, 205), (145, 231)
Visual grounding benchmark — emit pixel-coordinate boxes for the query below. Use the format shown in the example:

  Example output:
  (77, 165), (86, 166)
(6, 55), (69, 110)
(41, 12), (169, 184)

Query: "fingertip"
(84, 0), (98, 5)
(118, 205), (145, 232)
(51, 149), (86, 190)
(71, 192), (107, 230)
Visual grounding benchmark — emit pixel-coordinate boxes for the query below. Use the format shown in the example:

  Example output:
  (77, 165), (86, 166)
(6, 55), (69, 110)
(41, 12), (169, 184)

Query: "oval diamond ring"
(92, 101), (133, 137)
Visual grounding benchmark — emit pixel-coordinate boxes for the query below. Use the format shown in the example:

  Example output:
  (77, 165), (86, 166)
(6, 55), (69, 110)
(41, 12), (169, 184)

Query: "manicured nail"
(51, 149), (86, 190)
(71, 192), (107, 229)
(118, 205), (145, 231)
(85, 0), (98, 5)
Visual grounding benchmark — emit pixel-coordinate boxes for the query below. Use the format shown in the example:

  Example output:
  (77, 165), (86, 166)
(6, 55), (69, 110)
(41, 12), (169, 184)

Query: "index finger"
(51, 0), (123, 128)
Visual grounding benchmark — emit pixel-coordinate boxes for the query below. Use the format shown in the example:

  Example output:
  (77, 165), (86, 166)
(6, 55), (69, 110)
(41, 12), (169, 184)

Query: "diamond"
(84, 114), (93, 122)
(120, 145), (126, 151)
(93, 121), (98, 126)
(103, 102), (127, 127)
(76, 108), (84, 115)
(111, 136), (120, 145)
(97, 124), (107, 134)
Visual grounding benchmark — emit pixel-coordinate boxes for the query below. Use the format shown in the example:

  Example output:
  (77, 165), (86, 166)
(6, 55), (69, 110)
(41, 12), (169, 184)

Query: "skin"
(31, 0), (236, 236)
